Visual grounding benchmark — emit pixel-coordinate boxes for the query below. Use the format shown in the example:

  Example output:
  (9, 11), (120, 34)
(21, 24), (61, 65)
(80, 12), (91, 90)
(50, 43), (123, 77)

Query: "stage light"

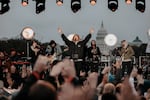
(125, 0), (132, 4)
(56, 0), (63, 6)
(67, 34), (75, 41)
(0, 0), (10, 14)
(148, 29), (150, 36)
(108, 0), (118, 12)
(21, 27), (35, 58)
(136, 0), (145, 13)
(36, 0), (45, 14)
(104, 34), (117, 46)
(90, 0), (96, 6)
(22, 0), (28, 7)
(21, 27), (34, 40)
(71, 0), (81, 13)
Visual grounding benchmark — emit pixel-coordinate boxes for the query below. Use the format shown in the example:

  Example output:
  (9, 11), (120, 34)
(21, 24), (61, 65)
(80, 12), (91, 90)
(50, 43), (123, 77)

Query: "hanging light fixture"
(22, 0), (28, 6)
(108, 0), (118, 12)
(36, 0), (45, 14)
(71, 0), (81, 13)
(136, 0), (145, 13)
(125, 0), (132, 4)
(0, 0), (10, 14)
(90, 0), (97, 6)
(56, 0), (63, 6)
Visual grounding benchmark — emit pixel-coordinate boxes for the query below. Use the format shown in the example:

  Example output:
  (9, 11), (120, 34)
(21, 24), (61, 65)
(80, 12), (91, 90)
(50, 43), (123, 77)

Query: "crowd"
(0, 28), (149, 100)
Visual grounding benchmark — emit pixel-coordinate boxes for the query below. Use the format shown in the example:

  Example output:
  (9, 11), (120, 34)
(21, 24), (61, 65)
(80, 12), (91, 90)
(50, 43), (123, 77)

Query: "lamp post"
(21, 27), (35, 59)
(104, 33), (118, 66)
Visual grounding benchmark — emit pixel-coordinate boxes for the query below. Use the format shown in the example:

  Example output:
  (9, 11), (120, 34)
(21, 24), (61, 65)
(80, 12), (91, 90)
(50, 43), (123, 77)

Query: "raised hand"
(87, 72), (98, 88)
(50, 61), (64, 77)
(101, 66), (111, 74)
(117, 77), (140, 100)
(89, 28), (94, 34)
(58, 27), (63, 34)
(33, 55), (49, 73)
(61, 59), (76, 78)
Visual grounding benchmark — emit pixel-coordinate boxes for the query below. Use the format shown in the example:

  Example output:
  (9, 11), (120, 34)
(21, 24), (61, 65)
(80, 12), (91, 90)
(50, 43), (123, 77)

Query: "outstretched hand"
(87, 72), (98, 89)
(58, 27), (63, 34)
(89, 28), (94, 34)
(117, 77), (140, 100)
(33, 55), (49, 73)
(101, 66), (111, 74)
(50, 59), (76, 78)
(61, 59), (76, 78)
(50, 61), (64, 77)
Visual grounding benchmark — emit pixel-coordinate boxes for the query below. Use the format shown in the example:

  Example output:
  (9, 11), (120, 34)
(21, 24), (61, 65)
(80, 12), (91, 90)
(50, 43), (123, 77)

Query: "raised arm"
(58, 27), (72, 46)
(82, 28), (94, 44)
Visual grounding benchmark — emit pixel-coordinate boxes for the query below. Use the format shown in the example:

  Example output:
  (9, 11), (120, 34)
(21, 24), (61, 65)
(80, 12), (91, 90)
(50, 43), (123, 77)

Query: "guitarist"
(45, 40), (62, 62)
(119, 40), (134, 77)
(30, 40), (41, 66)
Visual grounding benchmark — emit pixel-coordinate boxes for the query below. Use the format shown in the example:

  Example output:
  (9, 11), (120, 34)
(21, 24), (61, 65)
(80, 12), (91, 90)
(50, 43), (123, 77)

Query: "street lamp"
(21, 27), (35, 58)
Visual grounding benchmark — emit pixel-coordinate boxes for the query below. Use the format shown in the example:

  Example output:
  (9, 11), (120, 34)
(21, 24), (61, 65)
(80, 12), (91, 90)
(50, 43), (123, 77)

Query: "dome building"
(96, 22), (109, 55)
(132, 36), (143, 47)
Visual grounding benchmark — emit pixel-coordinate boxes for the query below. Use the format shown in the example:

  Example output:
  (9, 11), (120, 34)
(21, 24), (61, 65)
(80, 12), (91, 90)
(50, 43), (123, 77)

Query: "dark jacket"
(61, 34), (91, 60)
(88, 46), (101, 59)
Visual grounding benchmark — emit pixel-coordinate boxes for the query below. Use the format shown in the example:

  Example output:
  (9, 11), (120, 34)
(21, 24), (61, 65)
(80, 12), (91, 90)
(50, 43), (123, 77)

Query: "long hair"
(72, 34), (80, 42)
(49, 40), (56, 46)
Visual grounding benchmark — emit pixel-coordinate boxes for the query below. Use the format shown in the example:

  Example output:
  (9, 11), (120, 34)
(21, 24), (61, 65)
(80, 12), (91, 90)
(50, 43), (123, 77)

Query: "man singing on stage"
(58, 27), (94, 77)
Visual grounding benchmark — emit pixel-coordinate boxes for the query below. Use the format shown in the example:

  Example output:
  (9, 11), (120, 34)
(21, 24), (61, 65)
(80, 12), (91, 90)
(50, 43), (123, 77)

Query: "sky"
(0, 0), (150, 45)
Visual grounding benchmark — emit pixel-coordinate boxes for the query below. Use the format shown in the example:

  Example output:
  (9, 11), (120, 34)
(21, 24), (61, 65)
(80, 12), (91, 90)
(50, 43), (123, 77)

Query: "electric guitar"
(46, 48), (69, 64)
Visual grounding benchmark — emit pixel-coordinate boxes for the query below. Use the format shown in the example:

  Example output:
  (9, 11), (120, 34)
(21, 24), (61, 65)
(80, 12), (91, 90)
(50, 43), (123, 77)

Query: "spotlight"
(56, 0), (63, 6)
(22, 0), (28, 7)
(108, 0), (118, 12)
(125, 0), (132, 4)
(21, 27), (35, 40)
(104, 34), (117, 46)
(90, 0), (96, 6)
(136, 0), (145, 13)
(36, 0), (45, 14)
(148, 29), (150, 36)
(0, 0), (10, 14)
(71, 0), (81, 13)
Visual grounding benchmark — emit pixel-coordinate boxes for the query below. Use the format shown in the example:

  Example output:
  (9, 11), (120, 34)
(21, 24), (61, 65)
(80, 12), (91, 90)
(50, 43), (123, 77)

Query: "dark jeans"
(122, 61), (133, 77)
(74, 61), (85, 77)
